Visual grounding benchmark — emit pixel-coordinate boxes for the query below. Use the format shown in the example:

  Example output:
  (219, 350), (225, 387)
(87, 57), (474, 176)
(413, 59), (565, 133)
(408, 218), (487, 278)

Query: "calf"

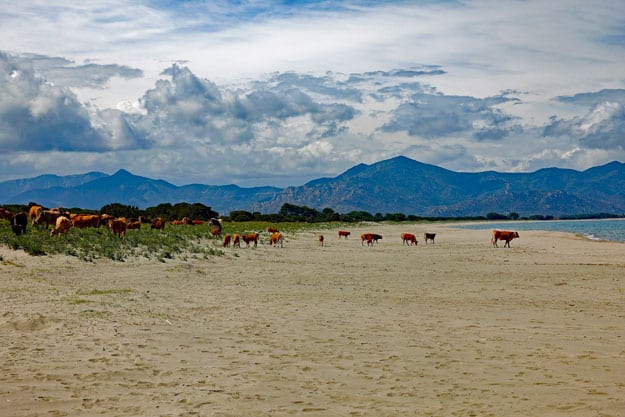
(223, 234), (231, 248)
(270, 232), (284, 248)
(423, 232), (436, 244)
(232, 234), (241, 248)
(361, 233), (382, 246)
(318, 234), (324, 246)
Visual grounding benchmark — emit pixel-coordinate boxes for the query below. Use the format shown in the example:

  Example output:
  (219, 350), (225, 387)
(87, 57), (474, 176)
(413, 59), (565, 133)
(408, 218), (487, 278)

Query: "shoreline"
(2, 224), (624, 416)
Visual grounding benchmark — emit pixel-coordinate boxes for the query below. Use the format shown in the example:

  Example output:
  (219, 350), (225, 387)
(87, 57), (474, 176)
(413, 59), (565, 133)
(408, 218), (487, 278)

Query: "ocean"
(458, 218), (625, 243)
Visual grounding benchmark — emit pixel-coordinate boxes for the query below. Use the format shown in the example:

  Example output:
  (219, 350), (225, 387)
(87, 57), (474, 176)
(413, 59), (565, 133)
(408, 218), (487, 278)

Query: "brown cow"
(33, 209), (62, 228)
(318, 234), (324, 246)
(127, 220), (141, 230)
(151, 217), (165, 230)
(50, 216), (72, 237)
(28, 205), (43, 225)
(491, 230), (520, 248)
(401, 233), (418, 246)
(242, 232), (259, 248)
(71, 214), (101, 228)
(338, 230), (350, 239)
(223, 234), (231, 247)
(211, 227), (222, 237)
(108, 218), (127, 238)
(270, 232), (284, 248)
(192, 219), (204, 225)
(232, 234), (241, 248)
(361, 233), (382, 246)
(266, 226), (279, 234)
(0, 207), (13, 221)
(424, 232), (436, 244)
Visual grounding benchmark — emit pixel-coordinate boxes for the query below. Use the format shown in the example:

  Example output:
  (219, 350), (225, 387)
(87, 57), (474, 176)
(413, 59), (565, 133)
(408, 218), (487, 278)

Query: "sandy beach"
(1, 223), (624, 417)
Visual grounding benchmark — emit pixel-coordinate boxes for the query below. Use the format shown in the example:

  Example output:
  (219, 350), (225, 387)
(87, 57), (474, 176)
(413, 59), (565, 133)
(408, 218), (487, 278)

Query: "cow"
(211, 227), (222, 237)
(223, 234), (231, 248)
(71, 214), (101, 228)
(338, 230), (350, 239)
(401, 233), (418, 246)
(361, 233), (382, 246)
(232, 234), (241, 248)
(242, 232), (259, 248)
(491, 230), (520, 248)
(108, 218), (127, 238)
(138, 216), (152, 224)
(266, 226), (279, 234)
(151, 217), (165, 231)
(181, 217), (193, 225)
(270, 232), (284, 248)
(318, 234), (324, 246)
(191, 219), (204, 225)
(424, 232), (436, 244)
(0, 207), (13, 221)
(10, 212), (28, 235)
(50, 216), (72, 237)
(100, 213), (115, 224)
(33, 209), (62, 228)
(28, 205), (43, 225)
(127, 220), (141, 230)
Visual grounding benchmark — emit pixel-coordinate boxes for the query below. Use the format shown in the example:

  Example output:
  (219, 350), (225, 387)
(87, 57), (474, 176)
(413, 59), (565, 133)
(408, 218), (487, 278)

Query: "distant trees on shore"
(2, 202), (623, 223)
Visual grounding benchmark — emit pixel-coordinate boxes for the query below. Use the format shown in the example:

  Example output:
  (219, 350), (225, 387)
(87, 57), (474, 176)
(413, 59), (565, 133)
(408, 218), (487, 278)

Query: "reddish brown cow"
(192, 219), (204, 225)
(108, 218), (127, 238)
(266, 226), (279, 233)
(318, 234), (324, 246)
(28, 205), (43, 225)
(270, 232), (284, 248)
(491, 230), (520, 248)
(338, 230), (350, 239)
(242, 232), (259, 248)
(127, 220), (141, 230)
(401, 233), (418, 246)
(232, 234), (241, 248)
(223, 234), (231, 247)
(50, 216), (72, 237)
(151, 217), (165, 230)
(424, 232), (436, 244)
(361, 233), (382, 246)
(71, 214), (101, 228)
(211, 227), (222, 237)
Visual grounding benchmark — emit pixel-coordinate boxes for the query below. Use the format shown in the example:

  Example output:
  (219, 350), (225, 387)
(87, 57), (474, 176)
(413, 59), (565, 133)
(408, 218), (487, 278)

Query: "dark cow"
(107, 218), (127, 238)
(151, 217), (165, 231)
(491, 230), (520, 248)
(338, 230), (350, 239)
(424, 232), (436, 244)
(33, 209), (62, 228)
(10, 212), (28, 235)
(318, 234), (324, 246)
(223, 234), (231, 248)
(361, 233), (382, 246)
(0, 207), (13, 221)
(401, 233), (418, 246)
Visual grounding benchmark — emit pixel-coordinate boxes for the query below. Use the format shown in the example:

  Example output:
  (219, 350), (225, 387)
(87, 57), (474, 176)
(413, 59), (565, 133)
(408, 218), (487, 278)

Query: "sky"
(1, 0), (625, 187)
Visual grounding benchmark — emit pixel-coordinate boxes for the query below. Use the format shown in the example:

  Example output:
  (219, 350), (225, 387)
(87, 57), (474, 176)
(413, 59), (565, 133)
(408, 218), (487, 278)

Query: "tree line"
(2, 202), (623, 223)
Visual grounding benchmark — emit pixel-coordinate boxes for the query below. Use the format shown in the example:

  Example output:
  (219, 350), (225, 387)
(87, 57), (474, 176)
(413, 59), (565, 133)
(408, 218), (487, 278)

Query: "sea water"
(459, 218), (625, 243)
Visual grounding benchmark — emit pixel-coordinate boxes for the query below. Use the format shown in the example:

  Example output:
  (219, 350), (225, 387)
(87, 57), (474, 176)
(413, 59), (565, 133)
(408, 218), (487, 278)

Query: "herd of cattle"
(1, 206), (521, 249)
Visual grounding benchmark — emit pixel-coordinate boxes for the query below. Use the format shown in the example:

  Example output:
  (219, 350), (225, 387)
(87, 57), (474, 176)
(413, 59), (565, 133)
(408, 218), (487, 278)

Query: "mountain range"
(2, 156), (625, 217)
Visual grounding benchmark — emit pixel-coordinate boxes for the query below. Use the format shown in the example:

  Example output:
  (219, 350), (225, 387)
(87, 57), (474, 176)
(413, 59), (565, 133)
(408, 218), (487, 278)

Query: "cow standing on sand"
(401, 233), (418, 246)
(338, 230), (350, 239)
(491, 230), (519, 248)
(423, 233), (436, 244)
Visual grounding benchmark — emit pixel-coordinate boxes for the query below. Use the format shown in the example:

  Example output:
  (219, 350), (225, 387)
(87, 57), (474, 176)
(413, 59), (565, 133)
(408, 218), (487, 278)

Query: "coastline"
(2, 224), (624, 416)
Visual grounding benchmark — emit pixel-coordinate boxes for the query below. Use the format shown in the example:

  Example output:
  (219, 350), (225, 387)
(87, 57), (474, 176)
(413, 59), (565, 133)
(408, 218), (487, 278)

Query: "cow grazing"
(108, 218), (127, 238)
(338, 230), (350, 239)
(270, 232), (284, 248)
(33, 209), (62, 228)
(127, 220), (141, 230)
(232, 234), (241, 248)
(361, 233), (382, 246)
(318, 234), (324, 246)
(424, 232), (436, 244)
(242, 232), (259, 248)
(401, 233), (418, 246)
(10, 212), (28, 235)
(211, 227), (222, 237)
(50, 216), (72, 237)
(223, 234), (231, 247)
(491, 230), (520, 248)
(266, 226), (279, 234)
(151, 217), (165, 231)
(71, 214), (101, 228)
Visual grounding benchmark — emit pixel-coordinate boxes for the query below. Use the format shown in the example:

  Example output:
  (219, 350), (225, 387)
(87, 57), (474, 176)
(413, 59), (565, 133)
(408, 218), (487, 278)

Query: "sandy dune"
(1, 223), (624, 416)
